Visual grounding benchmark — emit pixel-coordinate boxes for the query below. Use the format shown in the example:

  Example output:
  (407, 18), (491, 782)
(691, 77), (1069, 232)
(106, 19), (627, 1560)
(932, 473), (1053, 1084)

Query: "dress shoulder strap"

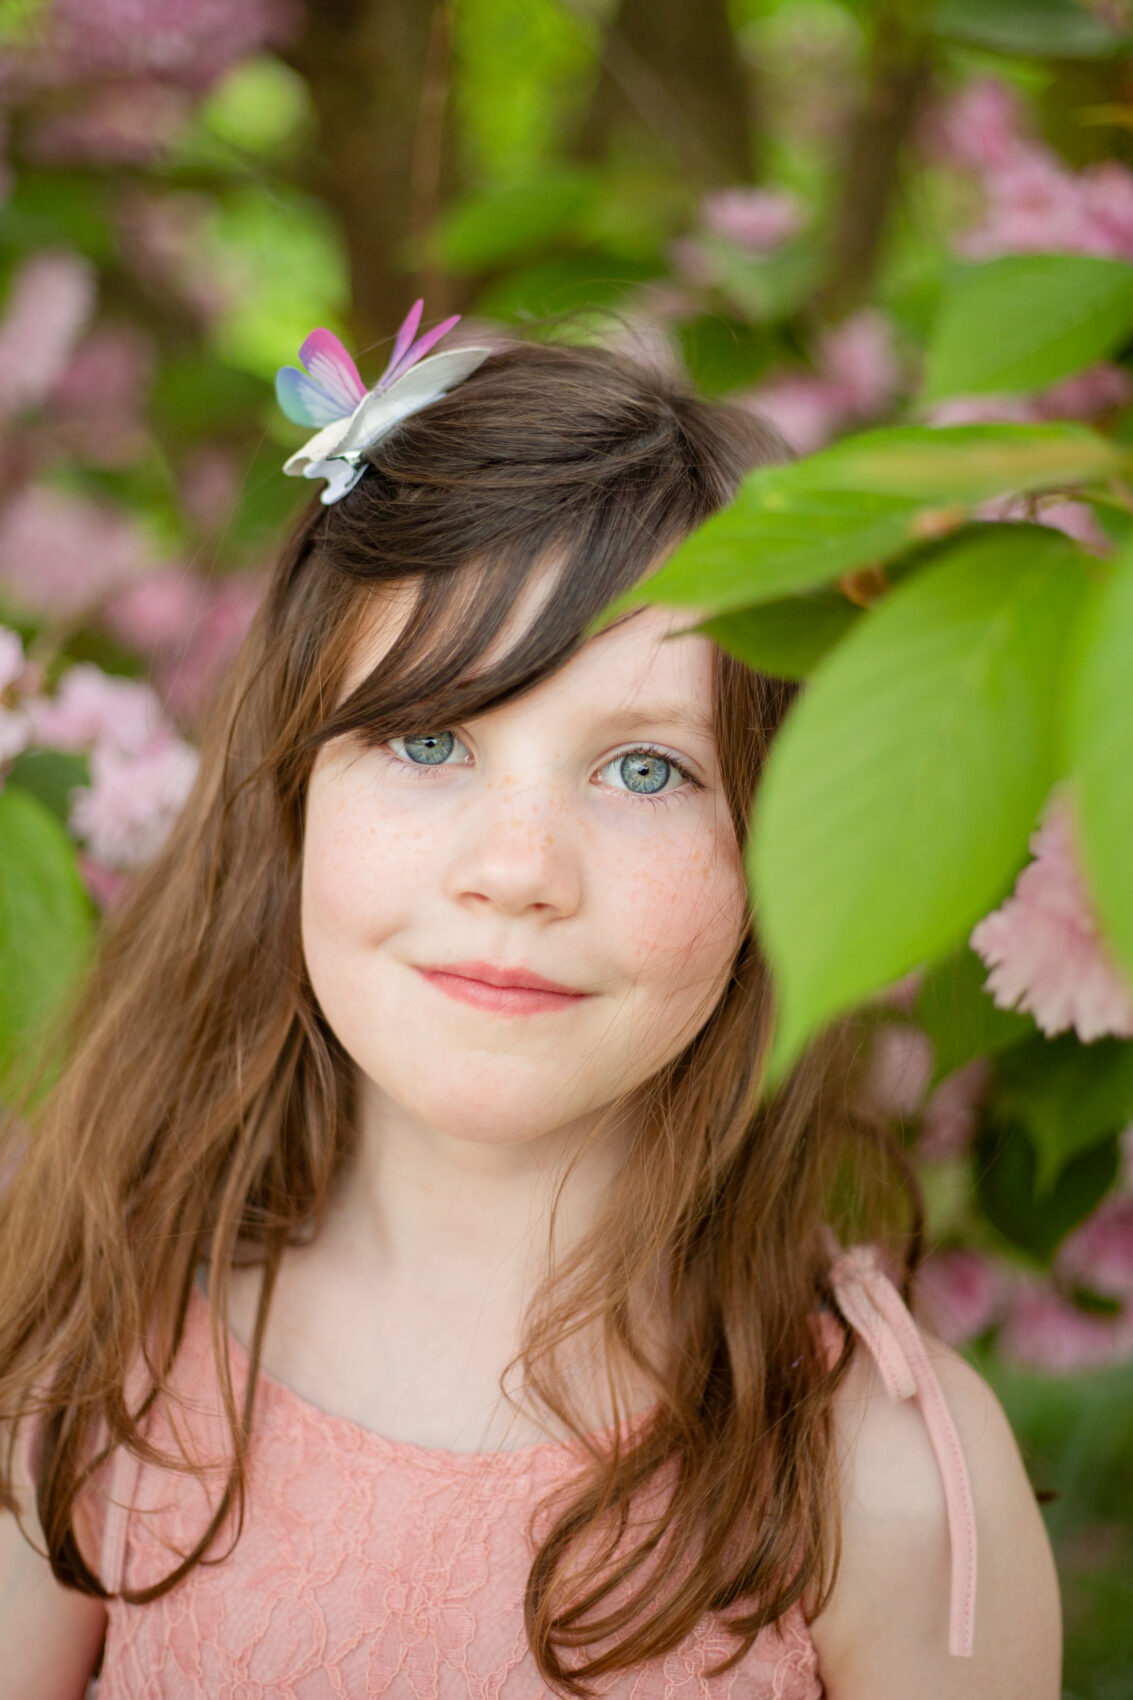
(826, 1240), (978, 1660)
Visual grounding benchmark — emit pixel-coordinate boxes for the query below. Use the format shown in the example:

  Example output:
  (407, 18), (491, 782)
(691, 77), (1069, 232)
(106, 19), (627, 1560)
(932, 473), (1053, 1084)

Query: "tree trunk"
(283, 0), (462, 350)
(814, 6), (934, 322)
(574, 0), (757, 188)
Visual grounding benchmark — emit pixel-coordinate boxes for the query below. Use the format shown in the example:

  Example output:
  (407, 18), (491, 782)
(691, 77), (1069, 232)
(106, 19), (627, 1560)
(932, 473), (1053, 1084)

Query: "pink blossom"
(26, 81), (191, 164)
(116, 189), (231, 323)
(999, 1278), (1133, 1372)
(0, 706), (29, 764)
(0, 624), (24, 694)
(77, 851), (131, 910)
(103, 568), (208, 653)
(700, 188), (803, 251)
(1036, 362), (1133, 420)
(667, 237), (721, 291)
(2, 0), (296, 95)
(0, 250), (95, 422)
(48, 321), (154, 467)
(1058, 1193), (1133, 1303)
(154, 573), (263, 723)
(737, 374), (850, 455)
(931, 76), (1133, 263)
(738, 310), (900, 453)
(859, 1022), (934, 1120)
(970, 786), (1133, 1042)
(925, 395), (1038, 427)
(918, 1057), (994, 1161)
(923, 77), (1027, 174)
(0, 485), (153, 617)
(816, 310), (901, 418)
(25, 662), (163, 756)
(176, 448), (241, 532)
(69, 734), (199, 867)
(916, 1247), (1006, 1345)
(975, 492), (1109, 552)
(1079, 160), (1133, 262)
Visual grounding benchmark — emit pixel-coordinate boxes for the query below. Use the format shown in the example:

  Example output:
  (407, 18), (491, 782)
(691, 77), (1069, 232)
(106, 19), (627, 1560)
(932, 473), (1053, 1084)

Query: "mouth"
(414, 960), (591, 1016)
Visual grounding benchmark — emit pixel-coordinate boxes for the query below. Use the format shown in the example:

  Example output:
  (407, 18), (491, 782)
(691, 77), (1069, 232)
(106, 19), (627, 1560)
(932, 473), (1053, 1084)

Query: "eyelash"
(382, 735), (702, 805)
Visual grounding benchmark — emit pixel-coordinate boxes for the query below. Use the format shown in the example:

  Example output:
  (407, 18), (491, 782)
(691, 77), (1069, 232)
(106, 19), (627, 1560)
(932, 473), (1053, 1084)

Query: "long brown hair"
(0, 336), (921, 1692)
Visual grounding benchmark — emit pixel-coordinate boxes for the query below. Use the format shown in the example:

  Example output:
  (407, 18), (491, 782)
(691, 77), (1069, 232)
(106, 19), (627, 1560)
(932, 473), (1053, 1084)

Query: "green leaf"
(789, 423), (1121, 500)
(0, 785), (94, 1100)
(914, 944), (1035, 1084)
(430, 170), (601, 272)
(976, 1118), (1120, 1264)
(702, 592), (860, 680)
(994, 1032), (1133, 1193)
(752, 525), (1094, 1088)
(616, 424), (1119, 617)
(1063, 543), (1133, 985)
(922, 256), (1133, 401)
(4, 749), (88, 827)
(931, 0), (1129, 58)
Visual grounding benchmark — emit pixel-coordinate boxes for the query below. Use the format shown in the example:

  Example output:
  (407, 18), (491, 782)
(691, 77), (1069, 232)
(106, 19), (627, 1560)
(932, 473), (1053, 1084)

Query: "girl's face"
(301, 589), (748, 1147)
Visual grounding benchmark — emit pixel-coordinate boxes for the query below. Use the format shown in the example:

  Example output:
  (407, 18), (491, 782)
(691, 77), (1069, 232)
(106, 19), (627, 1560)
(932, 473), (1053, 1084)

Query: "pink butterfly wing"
(298, 329), (368, 416)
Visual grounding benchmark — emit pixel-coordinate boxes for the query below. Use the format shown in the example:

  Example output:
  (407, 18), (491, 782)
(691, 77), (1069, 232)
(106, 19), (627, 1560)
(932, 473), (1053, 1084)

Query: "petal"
(377, 298), (424, 387)
(381, 314), (462, 389)
(298, 328), (368, 413)
(276, 365), (354, 429)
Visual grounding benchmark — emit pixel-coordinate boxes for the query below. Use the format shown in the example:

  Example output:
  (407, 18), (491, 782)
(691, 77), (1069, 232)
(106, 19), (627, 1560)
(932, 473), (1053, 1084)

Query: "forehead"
(338, 569), (717, 731)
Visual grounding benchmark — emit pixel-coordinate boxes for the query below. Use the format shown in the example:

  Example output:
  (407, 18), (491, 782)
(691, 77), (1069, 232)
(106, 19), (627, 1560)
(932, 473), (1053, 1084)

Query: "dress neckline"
(186, 1277), (658, 1476)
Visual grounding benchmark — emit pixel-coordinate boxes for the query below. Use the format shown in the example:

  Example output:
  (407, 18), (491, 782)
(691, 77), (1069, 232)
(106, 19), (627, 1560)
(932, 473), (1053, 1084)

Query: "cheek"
(300, 766), (436, 949)
(604, 805), (747, 1004)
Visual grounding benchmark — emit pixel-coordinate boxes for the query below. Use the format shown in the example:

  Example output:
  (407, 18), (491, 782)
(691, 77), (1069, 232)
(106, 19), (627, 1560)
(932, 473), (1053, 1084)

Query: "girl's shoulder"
(808, 1253), (1061, 1700)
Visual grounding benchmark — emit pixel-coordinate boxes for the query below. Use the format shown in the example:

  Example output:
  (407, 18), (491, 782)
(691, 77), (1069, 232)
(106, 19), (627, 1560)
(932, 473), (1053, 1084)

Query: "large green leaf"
(614, 424), (1120, 618)
(914, 944), (1035, 1084)
(1062, 544), (1133, 984)
(0, 785), (94, 1100)
(922, 256), (1133, 401)
(701, 592), (861, 680)
(751, 525), (1094, 1088)
(993, 1032), (1133, 1193)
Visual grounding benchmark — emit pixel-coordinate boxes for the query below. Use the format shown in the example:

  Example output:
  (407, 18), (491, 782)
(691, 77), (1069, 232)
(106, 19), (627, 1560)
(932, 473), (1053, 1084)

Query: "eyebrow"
(591, 703), (716, 742)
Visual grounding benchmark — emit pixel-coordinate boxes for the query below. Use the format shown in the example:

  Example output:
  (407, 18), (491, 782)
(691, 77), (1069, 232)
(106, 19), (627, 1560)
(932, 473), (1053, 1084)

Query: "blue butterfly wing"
(275, 365), (354, 429)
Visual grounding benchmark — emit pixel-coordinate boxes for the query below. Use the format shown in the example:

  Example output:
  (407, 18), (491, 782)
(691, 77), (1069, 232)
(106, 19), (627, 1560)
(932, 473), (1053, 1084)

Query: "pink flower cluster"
(917, 1188), (1133, 1371)
(970, 786), (1133, 1044)
(0, 484), (156, 619)
(25, 81), (192, 166)
(104, 567), (264, 724)
(1000, 1192), (1133, 1372)
(1, 0), (297, 95)
(0, 250), (95, 422)
(737, 309), (902, 454)
(0, 644), (199, 898)
(926, 76), (1133, 262)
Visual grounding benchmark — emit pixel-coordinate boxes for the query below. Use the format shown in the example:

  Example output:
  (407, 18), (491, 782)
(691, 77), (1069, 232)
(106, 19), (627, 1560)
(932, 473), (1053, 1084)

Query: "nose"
(445, 776), (582, 920)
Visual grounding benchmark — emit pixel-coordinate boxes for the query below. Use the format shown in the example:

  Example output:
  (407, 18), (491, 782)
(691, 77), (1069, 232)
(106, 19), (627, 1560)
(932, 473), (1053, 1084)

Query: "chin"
(364, 1055), (615, 1147)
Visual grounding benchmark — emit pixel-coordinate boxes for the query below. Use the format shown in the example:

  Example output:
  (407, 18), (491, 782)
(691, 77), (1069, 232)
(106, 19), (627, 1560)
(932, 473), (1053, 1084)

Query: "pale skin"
(0, 589), (1061, 1697)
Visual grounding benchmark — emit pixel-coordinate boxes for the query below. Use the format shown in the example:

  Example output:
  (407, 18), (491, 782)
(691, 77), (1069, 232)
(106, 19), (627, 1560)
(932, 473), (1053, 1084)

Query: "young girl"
(1, 314), (1060, 1699)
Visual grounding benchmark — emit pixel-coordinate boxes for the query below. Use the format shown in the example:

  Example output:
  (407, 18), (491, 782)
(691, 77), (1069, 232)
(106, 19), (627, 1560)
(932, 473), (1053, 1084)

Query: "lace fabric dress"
(82, 1245), (976, 1699)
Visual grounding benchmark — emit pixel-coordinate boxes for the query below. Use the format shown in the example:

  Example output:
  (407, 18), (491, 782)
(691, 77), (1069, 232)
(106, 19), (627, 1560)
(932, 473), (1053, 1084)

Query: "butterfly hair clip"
(275, 300), (494, 505)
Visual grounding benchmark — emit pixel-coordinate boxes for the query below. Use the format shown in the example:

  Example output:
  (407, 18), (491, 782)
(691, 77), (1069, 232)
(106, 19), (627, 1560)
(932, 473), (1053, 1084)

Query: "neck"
(323, 1072), (632, 1314)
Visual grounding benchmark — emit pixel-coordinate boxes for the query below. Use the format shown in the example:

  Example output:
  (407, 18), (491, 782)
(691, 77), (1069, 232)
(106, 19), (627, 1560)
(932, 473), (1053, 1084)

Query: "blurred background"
(1, 1), (1132, 1693)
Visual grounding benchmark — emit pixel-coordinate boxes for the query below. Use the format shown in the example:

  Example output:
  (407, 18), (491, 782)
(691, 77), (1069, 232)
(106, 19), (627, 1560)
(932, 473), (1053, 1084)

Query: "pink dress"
(86, 1243), (976, 1698)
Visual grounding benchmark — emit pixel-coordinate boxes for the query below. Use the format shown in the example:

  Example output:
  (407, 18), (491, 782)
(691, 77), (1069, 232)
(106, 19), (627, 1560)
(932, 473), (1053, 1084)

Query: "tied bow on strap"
(828, 1242), (978, 1659)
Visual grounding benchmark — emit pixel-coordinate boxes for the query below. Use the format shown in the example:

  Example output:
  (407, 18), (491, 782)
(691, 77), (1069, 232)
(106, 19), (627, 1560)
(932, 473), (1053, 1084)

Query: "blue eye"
(618, 752), (671, 794)
(389, 731), (467, 766)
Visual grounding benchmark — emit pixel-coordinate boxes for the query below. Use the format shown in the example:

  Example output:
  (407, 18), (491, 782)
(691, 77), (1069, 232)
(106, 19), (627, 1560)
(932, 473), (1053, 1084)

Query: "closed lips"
(414, 962), (591, 1014)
